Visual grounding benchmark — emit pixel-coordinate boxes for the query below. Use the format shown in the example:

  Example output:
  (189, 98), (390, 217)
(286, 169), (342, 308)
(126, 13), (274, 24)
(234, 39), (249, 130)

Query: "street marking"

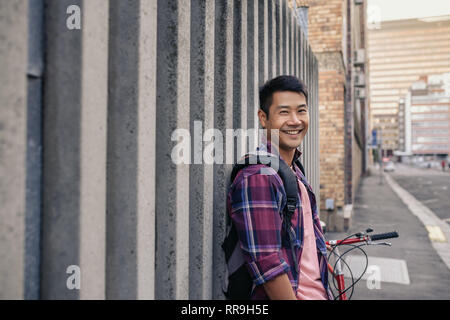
(342, 256), (410, 285)
(426, 225), (447, 243)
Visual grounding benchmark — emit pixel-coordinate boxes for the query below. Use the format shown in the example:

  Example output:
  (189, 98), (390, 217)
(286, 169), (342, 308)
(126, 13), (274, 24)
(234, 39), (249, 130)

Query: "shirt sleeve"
(228, 167), (291, 286)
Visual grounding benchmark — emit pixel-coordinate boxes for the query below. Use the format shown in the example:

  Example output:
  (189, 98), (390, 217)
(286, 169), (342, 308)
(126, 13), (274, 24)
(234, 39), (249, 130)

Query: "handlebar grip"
(370, 231), (399, 241)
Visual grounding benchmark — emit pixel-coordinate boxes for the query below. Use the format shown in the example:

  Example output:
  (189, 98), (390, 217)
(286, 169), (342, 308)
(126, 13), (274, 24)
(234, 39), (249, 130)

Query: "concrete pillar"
(294, 11), (299, 77)
(275, 0), (281, 77)
(289, 12), (297, 75)
(253, 0), (260, 136)
(189, 0), (215, 300)
(41, 0), (108, 299)
(25, 0), (44, 300)
(0, 0), (28, 300)
(259, 0), (269, 83)
(212, 0), (233, 299)
(247, 0), (255, 131)
(106, 0), (157, 300)
(268, 0), (275, 80)
(155, 0), (191, 300)
(283, 1), (291, 74)
(232, 0), (247, 160)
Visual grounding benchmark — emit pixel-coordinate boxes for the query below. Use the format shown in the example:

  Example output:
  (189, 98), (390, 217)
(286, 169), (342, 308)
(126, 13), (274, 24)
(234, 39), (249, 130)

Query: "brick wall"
(307, 0), (347, 212)
(307, 0), (344, 53)
(318, 69), (346, 209)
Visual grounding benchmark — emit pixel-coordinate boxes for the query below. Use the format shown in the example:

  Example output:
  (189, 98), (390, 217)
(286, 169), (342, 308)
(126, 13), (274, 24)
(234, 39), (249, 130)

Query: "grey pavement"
(390, 163), (450, 222)
(325, 166), (450, 300)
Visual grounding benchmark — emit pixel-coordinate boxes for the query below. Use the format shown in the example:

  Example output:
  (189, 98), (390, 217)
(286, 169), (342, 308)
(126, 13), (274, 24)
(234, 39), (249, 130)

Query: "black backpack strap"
(294, 158), (305, 176)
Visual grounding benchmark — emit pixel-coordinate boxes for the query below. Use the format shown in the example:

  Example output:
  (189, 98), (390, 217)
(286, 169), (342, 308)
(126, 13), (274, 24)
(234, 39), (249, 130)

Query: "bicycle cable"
(327, 247), (355, 300)
(331, 243), (369, 300)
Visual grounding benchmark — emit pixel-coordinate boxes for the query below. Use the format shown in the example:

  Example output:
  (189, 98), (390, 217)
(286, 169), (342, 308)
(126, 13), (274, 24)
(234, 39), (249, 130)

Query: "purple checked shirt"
(226, 142), (332, 300)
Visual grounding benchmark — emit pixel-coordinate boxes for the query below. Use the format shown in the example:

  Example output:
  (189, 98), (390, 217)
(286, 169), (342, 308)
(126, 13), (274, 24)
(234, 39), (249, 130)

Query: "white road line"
(384, 172), (450, 271)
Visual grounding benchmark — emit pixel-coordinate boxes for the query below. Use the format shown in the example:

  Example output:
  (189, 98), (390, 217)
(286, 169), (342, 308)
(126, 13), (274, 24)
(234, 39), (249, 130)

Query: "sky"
(368, 0), (450, 21)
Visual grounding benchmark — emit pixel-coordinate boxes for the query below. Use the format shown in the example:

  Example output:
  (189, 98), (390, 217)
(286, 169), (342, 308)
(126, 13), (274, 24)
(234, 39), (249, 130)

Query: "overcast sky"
(368, 0), (450, 21)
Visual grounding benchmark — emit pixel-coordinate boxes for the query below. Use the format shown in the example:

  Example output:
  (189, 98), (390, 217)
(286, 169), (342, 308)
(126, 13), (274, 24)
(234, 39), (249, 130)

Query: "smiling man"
(227, 75), (331, 300)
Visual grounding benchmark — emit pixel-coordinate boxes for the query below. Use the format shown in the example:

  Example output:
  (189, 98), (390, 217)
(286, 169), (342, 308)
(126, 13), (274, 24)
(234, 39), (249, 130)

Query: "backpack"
(221, 153), (306, 300)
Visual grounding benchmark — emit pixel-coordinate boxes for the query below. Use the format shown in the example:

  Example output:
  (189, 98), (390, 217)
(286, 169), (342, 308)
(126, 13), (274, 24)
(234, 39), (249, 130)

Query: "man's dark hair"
(259, 75), (308, 117)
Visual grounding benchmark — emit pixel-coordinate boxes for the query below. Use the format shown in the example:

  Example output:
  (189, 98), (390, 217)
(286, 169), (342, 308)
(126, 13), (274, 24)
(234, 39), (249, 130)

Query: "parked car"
(384, 161), (395, 172)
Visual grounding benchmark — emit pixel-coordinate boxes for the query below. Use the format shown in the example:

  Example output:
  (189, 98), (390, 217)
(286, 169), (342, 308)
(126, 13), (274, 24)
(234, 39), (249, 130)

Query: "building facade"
(293, 0), (369, 231)
(402, 74), (450, 158)
(368, 15), (450, 155)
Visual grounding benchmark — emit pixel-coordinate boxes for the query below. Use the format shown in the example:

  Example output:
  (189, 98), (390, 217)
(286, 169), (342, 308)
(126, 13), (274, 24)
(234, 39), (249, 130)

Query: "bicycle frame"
(324, 230), (398, 300)
(326, 235), (370, 300)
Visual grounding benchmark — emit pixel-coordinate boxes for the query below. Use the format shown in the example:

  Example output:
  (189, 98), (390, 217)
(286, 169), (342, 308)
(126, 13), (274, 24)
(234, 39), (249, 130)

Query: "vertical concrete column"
(259, 0), (269, 83)
(189, 0), (214, 300)
(213, 0), (233, 299)
(42, 0), (108, 299)
(284, 0), (289, 75)
(107, 0), (157, 300)
(232, 0), (247, 160)
(26, 0), (44, 300)
(294, 13), (299, 78)
(290, 10), (294, 75)
(253, 0), (260, 136)
(275, 0), (281, 76)
(247, 0), (255, 132)
(280, 0), (285, 75)
(155, 0), (190, 300)
(0, 0), (28, 300)
(241, 0), (248, 136)
(271, 0), (277, 78)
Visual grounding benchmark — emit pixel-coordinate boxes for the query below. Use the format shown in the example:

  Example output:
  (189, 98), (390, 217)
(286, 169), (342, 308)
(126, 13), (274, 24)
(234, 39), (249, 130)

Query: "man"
(227, 75), (331, 300)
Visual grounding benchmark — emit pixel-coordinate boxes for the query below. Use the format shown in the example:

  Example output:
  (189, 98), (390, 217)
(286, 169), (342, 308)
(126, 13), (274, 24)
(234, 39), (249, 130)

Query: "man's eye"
(299, 109), (307, 113)
(280, 110), (289, 114)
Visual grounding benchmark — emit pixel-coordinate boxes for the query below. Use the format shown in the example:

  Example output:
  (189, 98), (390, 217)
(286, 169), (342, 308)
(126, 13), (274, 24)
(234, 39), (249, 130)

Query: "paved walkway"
(325, 167), (450, 300)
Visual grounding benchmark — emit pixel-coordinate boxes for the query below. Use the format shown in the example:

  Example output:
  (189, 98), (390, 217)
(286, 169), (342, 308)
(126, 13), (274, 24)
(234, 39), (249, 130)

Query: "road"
(325, 164), (450, 300)
(389, 163), (450, 223)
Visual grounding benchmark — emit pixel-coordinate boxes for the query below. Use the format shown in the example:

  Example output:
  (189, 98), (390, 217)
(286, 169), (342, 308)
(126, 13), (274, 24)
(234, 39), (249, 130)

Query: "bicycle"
(325, 228), (399, 300)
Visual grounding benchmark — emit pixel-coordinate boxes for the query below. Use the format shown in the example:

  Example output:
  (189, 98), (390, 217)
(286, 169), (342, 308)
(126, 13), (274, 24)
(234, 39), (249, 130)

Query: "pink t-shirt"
(296, 179), (328, 300)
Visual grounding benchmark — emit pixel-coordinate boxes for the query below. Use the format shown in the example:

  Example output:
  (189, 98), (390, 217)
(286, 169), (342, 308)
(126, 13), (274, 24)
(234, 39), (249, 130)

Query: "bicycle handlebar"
(369, 231), (399, 241)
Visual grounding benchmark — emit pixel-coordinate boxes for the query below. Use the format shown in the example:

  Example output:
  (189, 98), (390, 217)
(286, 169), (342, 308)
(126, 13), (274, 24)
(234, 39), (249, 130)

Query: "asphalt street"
(325, 165), (450, 300)
(389, 163), (450, 223)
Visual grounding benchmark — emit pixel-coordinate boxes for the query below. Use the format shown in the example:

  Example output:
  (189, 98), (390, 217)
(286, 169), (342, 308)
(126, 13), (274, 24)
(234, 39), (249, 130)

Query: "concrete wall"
(0, 0), (319, 299)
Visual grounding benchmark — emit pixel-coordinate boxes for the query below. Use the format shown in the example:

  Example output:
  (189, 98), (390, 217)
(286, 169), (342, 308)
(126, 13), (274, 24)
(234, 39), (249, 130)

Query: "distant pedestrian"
(441, 160), (446, 172)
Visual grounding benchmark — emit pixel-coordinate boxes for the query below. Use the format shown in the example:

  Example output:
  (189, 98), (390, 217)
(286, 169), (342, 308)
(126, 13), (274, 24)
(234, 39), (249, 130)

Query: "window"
(412, 121), (449, 128)
(411, 105), (449, 113)
(411, 113), (448, 120)
(413, 137), (449, 143)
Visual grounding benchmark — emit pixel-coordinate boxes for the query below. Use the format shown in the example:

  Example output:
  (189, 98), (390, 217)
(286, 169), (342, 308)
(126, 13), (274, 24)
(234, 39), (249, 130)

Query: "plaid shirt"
(227, 142), (332, 300)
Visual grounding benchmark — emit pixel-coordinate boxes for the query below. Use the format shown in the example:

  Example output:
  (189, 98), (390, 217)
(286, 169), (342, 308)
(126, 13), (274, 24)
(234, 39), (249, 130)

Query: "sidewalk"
(325, 167), (450, 299)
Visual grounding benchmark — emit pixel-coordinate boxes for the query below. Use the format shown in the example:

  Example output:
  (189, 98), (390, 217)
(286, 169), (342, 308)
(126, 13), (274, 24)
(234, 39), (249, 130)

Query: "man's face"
(258, 91), (309, 151)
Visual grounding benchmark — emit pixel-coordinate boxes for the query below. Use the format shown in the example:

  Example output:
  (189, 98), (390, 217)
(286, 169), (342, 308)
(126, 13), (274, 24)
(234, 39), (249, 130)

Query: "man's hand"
(262, 273), (298, 300)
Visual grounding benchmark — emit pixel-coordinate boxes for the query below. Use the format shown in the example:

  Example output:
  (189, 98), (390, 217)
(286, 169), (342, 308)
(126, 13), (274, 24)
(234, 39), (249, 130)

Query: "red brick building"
(293, 0), (369, 230)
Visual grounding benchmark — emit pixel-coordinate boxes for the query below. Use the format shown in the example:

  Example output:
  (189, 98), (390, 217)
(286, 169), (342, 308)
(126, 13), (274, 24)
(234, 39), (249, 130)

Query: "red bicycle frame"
(325, 235), (369, 300)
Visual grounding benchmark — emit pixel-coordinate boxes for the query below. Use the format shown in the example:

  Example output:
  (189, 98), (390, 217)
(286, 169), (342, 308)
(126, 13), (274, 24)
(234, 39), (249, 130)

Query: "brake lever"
(369, 241), (392, 246)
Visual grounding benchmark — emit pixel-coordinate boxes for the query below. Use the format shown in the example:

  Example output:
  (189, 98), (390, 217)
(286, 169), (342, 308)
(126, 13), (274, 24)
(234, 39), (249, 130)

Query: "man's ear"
(258, 109), (268, 129)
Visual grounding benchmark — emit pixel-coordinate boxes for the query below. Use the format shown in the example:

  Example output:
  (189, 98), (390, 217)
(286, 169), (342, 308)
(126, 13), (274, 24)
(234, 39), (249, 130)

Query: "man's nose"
(287, 113), (302, 126)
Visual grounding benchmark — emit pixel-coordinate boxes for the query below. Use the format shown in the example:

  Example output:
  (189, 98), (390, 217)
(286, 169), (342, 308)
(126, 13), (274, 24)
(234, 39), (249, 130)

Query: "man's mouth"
(281, 129), (303, 135)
